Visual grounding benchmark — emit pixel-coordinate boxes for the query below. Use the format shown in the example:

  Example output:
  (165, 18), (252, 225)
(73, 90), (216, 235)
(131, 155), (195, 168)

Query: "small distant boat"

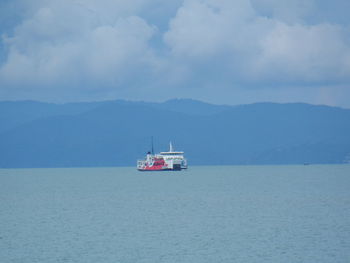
(137, 142), (188, 171)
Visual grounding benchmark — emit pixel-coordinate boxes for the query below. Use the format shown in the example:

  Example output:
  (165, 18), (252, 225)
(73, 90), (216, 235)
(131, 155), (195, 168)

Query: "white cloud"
(164, 0), (350, 85)
(164, 0), (256, 57)
(0, 1), (158, 99)
(254, 22), (350, 83)
(0, 0), (350, 106)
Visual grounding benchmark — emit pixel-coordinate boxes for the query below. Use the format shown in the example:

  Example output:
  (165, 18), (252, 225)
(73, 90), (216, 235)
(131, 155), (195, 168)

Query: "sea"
(1, 165), (349, 263)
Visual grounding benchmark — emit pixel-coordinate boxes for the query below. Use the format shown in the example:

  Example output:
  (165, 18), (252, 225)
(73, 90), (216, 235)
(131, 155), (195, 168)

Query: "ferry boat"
(137, 142), (188, 171)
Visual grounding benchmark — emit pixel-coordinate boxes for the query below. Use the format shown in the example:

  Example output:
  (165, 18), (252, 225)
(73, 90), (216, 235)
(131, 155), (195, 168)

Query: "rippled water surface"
(1, 165), (350, 262)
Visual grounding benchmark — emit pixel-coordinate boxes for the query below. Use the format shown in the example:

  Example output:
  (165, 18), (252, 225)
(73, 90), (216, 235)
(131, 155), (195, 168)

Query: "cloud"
(164, 0), (256, 57)
(251, 0), (315, 24)
(255, 22), (350, 83)
(164, 0), (350, 85)
(0, 1), (160, 101)
(0, 0), (349, 106)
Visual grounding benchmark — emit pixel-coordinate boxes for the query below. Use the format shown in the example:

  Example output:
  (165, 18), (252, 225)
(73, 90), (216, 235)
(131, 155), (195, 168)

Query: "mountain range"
(1, 99), (350, 168)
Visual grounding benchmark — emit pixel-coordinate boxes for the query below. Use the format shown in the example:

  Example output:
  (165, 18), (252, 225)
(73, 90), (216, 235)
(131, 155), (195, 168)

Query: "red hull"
(138, 165), (170, 171)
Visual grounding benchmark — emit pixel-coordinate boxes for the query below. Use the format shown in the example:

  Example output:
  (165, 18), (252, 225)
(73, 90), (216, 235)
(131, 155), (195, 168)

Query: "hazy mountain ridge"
(1, 99), (349, 168)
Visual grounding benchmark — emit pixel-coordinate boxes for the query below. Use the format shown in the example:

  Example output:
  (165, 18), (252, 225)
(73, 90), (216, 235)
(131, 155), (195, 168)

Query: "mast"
(169, 141), (173, 152)
(151, 136), (154, 155)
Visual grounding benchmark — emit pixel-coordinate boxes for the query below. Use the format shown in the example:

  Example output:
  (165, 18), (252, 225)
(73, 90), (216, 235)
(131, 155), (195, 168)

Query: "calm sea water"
(1, 165), (349, 263)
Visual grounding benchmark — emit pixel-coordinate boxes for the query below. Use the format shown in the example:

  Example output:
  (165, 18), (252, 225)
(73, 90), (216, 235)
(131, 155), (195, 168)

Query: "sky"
(0, 0), (350, 107)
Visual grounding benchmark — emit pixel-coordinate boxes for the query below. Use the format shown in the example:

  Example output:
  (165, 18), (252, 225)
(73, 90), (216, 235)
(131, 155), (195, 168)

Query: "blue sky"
(0, 0), (350, 107)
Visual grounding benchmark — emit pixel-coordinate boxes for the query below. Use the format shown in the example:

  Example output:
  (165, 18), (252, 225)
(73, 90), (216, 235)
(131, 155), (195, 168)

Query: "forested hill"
(1, 99), (350, 168)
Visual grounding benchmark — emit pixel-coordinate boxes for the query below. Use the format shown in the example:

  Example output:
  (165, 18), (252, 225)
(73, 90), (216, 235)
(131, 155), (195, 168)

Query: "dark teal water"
(1, 165), (349, 262)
